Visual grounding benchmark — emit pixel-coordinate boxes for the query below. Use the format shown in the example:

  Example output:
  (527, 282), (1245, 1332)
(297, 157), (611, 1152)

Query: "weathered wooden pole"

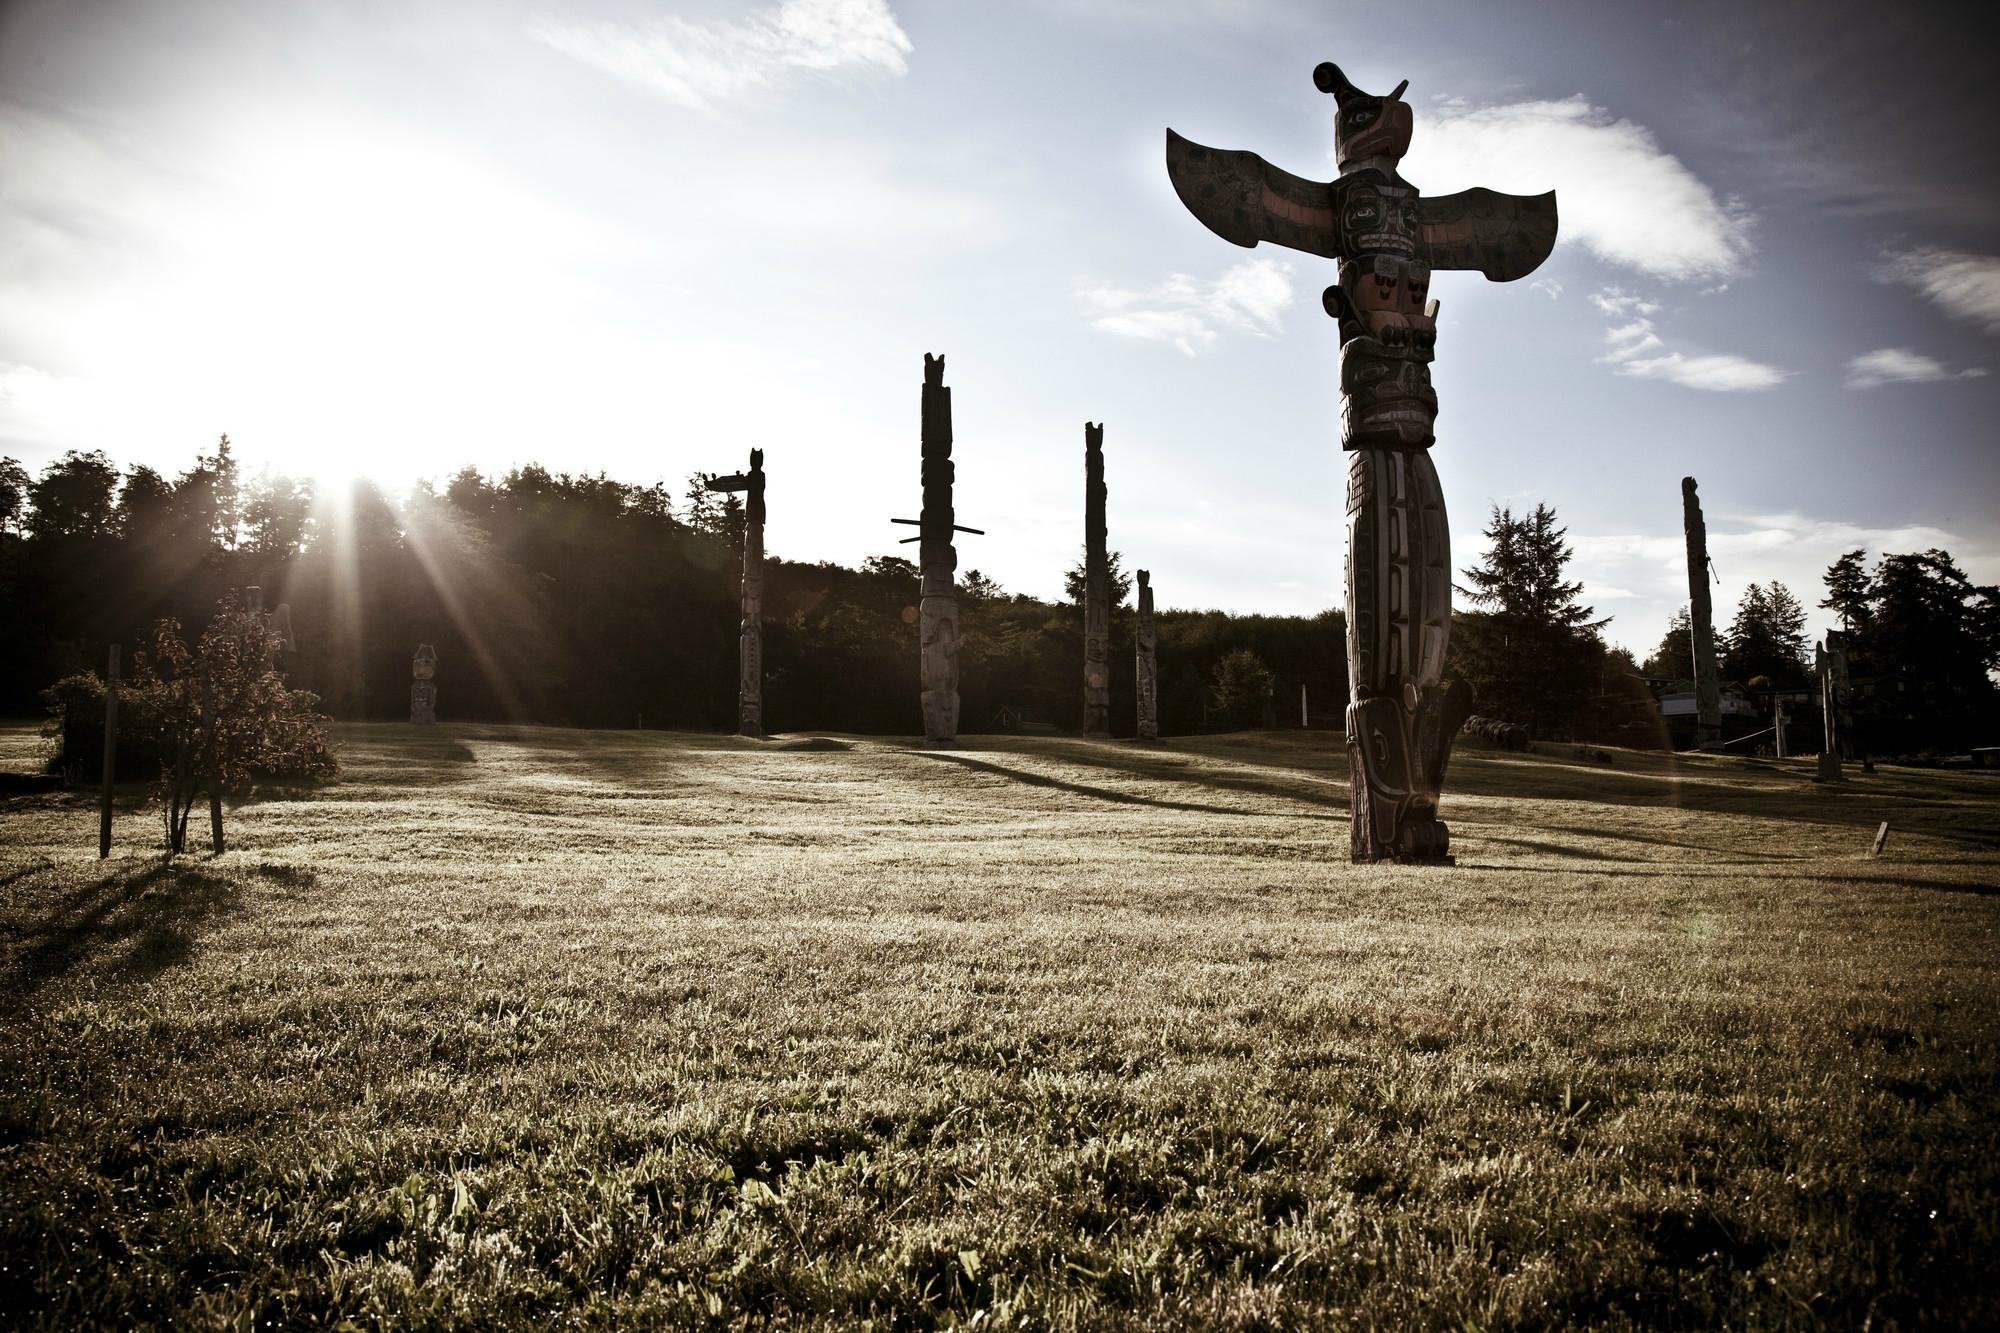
(1773, 694), (1786, 759)
(1681, 478), (1722, 750)
(411, 644), (438, 723)
(704, 450), (767, 736)
(1135, 568), (1158, 740)
(891, 354), (983, 746)
(1082, 423), (1110, 736)
(98, 644), (119, 858)
(201, 668), (223, 854)
(1815, 638), (1844, 783)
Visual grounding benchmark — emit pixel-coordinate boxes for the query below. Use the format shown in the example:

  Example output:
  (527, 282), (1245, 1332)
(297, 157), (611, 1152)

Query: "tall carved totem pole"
(1167, 62), (1557, 862)
(1082, 423), (1111, 737)
(705, 449), (767, 736)
(1135, 568), (1159, 741)
(1681, 477), (1722, 749)
(893, 354), (983, 745)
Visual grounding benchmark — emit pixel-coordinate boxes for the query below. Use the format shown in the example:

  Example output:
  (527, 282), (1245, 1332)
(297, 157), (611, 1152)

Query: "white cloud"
(1590, 290), (1659, 318)
(1845, 346), (1988, 389)
(1616, 352), (1785, 393)
(1876, 248), (2000, 333)
(1591, 287), (1784, 392)
(1529, 277), (1563, 300)
(1571, 513), (2000, 657)
(1402, 96), (1753, 283)
(530, 0), (912, 115)
(1079, 258), (1295, 356)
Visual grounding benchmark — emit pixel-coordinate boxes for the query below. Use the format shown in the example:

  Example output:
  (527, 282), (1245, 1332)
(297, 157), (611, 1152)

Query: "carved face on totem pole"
(413, 644), (437, 681)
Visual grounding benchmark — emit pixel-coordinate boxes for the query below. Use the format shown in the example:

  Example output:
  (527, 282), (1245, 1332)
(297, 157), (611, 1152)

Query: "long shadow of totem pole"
(1166, 62), (1558, 863)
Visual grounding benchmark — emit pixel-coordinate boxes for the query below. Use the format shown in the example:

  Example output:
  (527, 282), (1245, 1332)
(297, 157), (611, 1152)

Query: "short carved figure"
(411, 643), (438, 725)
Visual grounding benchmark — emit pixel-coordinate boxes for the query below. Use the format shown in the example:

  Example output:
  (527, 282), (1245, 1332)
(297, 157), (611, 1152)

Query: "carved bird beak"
(1313, 61), (1359, 102)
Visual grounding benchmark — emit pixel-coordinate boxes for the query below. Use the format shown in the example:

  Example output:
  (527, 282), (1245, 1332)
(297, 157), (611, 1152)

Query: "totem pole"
(1681, 478), (1722, 749)
(242, 585), (296, 664)
(891, 354), (983, 745)
(704, 449), (767, 736)
(1082, 423), (1111, 737)
(1166, 62), (1557, 862)
(411, 644), (437, 724)
(1814, 632), (1848, 783)
(1135, 568), (1159, 741)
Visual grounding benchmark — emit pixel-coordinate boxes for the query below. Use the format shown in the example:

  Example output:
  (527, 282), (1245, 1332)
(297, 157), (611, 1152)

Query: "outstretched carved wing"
(704, 473), (751, 493)
(1414, 187), (1558, 282)
(1165, 130), (1339, 258)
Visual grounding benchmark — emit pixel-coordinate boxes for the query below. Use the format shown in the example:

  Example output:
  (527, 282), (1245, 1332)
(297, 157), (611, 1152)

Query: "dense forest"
(7, 441), (1993, 753)
(0, 440), (1343, 738)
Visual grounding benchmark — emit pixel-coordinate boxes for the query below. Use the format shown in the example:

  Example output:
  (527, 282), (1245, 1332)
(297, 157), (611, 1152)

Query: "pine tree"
(1642, 607), (1693, 680)
(1450, 503), (1607, 735)
(0, 457), (27, 535)
(1821, 548), (1873, 633)
(1722, 581), (1809, 686)
(1063, 547), (1133, 608)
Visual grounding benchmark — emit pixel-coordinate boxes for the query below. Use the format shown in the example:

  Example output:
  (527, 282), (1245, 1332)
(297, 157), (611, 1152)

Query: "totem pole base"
(1815, 753), (1845, 784)
(1344, 682), (1469, 866)
(920, 688), (959, 748)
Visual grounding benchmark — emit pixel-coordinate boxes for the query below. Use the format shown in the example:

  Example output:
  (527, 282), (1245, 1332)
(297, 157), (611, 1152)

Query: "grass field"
(2, 720), (1996, 1328)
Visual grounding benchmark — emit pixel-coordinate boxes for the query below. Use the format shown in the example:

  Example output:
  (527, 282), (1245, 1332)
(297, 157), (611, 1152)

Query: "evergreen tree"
(1864, 550), (2000, 746)
(0, 456), (27, 535)
(1449, 503), (1607, 735)
(961, 569), (1005, 601)
(1642, 607), (1693, 680)
(1722, 581), (1809, 686)
(26, 450), (120, 541)
(1821, 548), (1872, 633)
(1063, 547), (1133, 608)
(243, 471), (314, 557)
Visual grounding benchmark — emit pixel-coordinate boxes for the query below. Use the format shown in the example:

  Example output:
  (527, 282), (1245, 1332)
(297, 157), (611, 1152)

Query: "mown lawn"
(1, 722), (1996, 1328)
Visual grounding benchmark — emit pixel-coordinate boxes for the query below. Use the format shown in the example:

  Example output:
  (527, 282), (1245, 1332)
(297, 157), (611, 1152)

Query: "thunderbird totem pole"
(892, 354), (983, 745)
(705, 449), (767, 736)
(1168, 62), (1557, 862)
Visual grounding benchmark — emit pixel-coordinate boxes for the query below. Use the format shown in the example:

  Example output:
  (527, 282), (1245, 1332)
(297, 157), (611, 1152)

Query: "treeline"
(0, 442), (1343, 736)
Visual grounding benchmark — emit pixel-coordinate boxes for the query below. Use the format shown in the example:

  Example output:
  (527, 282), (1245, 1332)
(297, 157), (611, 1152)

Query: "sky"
(3, 0), (1997, 656)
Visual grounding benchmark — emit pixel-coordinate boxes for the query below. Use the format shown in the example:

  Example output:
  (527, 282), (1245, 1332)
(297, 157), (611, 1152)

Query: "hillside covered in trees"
(0, 442), (1343, 737)
(8, 443), (1993, 752)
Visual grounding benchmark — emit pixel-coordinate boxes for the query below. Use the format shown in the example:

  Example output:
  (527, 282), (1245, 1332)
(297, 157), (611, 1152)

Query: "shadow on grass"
(919, 752), (1272, 819)
(2, 858), (244, 1000)
(1448, 860), (1998, 894)
(957, 739), (1348, 815)
(1131, 733), (2000, 853)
